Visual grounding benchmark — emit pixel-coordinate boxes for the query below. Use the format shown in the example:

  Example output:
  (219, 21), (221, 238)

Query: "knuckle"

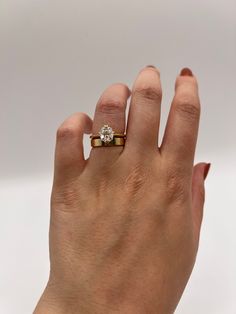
(56, 125), (78, 140)
(51, 184), (78, 210)
(97, 97), (125, 114)
(124, 164), (148, 198)
(175, 95), (200, 120)
(164, 168), (189, 203)
(76, 111), (88, 121)
(134, 86), (162, 102)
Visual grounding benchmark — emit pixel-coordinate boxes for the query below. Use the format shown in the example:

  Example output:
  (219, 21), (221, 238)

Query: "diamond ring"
(90, 124), (126, 147)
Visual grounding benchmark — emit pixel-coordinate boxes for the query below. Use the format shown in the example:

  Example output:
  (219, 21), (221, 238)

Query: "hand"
(34, 66), (210, 314)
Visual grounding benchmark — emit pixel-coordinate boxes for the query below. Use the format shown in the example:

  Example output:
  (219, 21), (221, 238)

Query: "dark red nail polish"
(204, 163), (211, 180)
(180, 67), (193, 76)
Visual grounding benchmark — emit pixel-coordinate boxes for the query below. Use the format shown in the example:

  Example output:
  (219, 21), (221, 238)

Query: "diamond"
(99, 125), (114, 143)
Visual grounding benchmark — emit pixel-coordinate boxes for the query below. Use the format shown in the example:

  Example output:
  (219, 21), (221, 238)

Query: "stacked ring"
(90, 124), (126, 148)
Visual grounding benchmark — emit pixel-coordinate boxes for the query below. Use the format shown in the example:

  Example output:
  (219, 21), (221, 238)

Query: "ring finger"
(88, 83), (131, 168)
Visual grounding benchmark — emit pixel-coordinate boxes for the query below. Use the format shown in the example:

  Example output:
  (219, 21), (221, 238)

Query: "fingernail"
(142, 65), (160, 75)
(204, 163), (211, 180)
(180, 67), (193, 76)
(145, 65), (156, 69)
(85, 125), (92, 134)
(84, 117), (93, 134)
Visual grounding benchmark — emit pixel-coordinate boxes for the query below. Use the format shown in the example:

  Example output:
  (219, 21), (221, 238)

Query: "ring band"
(90, 134), (126, 139)
(90, 124), (126, 148)
(91, 137), (126, 147)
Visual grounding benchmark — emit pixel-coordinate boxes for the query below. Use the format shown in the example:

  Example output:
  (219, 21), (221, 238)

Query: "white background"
(1, 0), (236, 313)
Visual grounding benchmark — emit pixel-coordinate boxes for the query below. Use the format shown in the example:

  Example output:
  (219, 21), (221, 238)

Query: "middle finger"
(124, 66), (162, 155)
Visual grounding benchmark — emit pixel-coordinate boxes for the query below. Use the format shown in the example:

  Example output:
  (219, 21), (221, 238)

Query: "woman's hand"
(34, 66), (210, 314)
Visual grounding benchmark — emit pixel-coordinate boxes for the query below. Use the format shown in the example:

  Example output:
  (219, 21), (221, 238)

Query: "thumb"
(192, 162), (211, 239)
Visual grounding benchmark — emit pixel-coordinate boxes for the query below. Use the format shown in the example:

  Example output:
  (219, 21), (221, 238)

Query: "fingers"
(124, 66), (162, 154)
(192, 162), (211, 240)
(88, 83), (131, 167)
(161, 68), (200, 171)
(53, 112), (93, 184)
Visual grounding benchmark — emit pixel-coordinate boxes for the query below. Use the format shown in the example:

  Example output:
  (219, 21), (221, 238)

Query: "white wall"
(1, 0), (236, 313)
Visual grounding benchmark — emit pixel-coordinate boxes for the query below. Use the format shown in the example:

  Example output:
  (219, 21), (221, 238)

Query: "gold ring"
(91, 137), (126, 147)
(89, 134), (126, 139)
(90, 124), (126, 148)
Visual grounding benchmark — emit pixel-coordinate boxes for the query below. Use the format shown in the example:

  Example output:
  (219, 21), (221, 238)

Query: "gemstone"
(99, 125), (114, 143)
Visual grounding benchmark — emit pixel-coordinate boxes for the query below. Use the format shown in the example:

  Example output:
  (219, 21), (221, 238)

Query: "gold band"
(91, 137), (126, 147)
(90, 133), (126, 139)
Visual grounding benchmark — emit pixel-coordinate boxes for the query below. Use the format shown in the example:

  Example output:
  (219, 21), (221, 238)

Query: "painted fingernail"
(204, 163), (211, 180)
(180, 67), (193, 76)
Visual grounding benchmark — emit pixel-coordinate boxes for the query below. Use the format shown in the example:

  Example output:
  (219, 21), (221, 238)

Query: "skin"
(34, 66), (210, 314)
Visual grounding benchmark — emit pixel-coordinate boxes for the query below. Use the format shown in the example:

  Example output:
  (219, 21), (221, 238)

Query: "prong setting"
(99, 125), (115, 143)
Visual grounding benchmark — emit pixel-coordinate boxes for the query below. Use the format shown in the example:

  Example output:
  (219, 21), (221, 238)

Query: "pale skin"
(34, 66), (210, 314)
